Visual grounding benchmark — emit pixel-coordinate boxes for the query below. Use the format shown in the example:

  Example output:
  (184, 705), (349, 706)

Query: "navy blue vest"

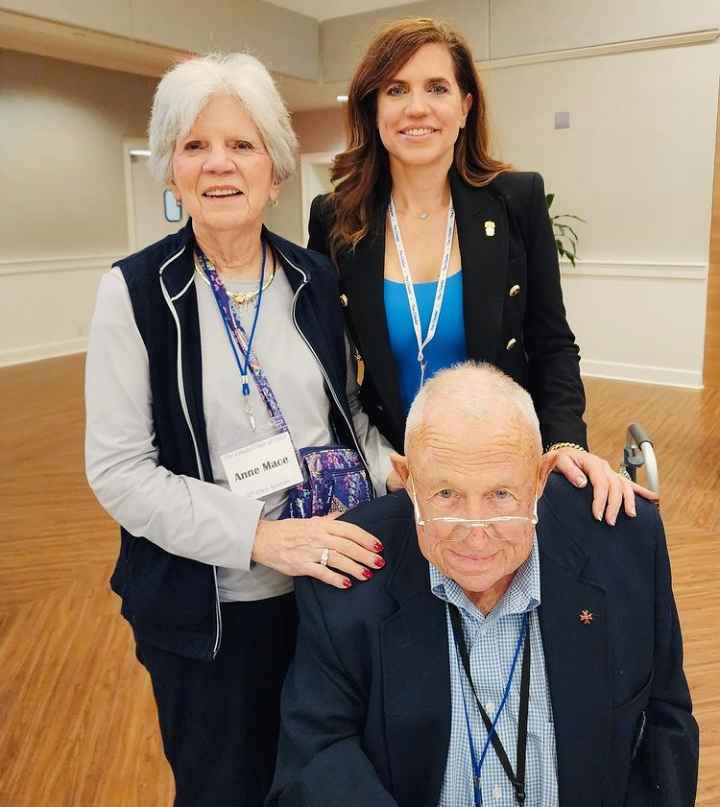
(111, 221), (363, 660)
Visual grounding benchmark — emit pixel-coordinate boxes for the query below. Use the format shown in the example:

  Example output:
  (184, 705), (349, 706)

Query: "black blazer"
(308, 170), (587, 452)
(269, 476), (698, 807)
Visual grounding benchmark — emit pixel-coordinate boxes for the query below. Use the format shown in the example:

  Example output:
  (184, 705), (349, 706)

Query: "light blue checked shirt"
(430, 538), (559, 807)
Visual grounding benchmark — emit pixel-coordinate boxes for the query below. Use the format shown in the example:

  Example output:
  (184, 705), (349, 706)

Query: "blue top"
(384, 270), (468, 415)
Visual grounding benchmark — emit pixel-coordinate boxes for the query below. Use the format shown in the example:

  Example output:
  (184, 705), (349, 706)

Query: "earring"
(269, 198), (279, 208)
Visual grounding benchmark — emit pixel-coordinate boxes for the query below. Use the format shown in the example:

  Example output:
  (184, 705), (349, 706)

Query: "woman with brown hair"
(308, 17), (656, 523)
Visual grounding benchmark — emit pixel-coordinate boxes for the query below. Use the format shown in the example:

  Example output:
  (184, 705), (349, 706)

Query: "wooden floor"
(1, 354), (718, 806)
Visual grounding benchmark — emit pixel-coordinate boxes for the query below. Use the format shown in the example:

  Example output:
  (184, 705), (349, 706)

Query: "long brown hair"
(329, 18), (510, 254)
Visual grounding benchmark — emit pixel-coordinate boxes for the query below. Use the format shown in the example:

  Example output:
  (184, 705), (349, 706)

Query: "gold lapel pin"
(579, 609), (593, 625)
(484, 220), (496, 237)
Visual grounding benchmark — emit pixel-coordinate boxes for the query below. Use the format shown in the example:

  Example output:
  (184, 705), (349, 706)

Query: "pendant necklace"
(194, 252), (276, 305)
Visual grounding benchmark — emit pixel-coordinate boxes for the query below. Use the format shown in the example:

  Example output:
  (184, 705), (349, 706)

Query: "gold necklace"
(194, 252), (276, 305)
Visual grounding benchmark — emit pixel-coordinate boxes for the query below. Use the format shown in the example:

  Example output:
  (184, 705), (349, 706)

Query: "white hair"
(148, 52), (297, 184)
(405, 361), (542, 457)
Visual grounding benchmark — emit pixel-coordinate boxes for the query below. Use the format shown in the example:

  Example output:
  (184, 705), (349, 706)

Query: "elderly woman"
(85, 53), (393, 807)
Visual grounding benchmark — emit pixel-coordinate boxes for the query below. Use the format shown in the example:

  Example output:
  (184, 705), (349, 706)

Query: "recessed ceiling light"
(336, 95), (349, 103)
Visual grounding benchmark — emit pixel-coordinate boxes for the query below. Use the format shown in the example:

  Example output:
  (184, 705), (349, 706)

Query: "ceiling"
(267, 0), (421, 22)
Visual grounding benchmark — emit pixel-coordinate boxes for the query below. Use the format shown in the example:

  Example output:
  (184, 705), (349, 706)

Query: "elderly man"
(268, 363), (698, 807)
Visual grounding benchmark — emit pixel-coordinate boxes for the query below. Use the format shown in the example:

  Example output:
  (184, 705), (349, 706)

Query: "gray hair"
(405, 362), (542, 457)
(148, 52), (297, 184)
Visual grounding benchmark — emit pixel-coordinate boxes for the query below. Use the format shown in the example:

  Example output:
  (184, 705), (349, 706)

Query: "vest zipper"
(159, 248), (222, 660)
(274, 246), (373, 486)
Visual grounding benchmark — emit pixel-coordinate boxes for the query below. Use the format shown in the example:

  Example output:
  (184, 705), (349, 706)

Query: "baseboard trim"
(581, 359), (703, 389)
(0, 338), (87, 367)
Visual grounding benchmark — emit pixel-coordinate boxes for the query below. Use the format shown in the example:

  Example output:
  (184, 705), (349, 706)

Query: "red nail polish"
(342, 578), (352, 589)
(361, 569), (374, 580)
(374, 541), (384, 553)
(374, 557), (386, 569)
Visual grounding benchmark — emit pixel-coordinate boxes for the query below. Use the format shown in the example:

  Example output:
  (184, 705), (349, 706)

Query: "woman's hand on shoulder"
(550, 446), (659, 525)
(252, 516), (385, 590)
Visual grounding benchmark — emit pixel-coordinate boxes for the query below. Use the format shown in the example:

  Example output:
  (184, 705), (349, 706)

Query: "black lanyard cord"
(449, 606), (531, 807)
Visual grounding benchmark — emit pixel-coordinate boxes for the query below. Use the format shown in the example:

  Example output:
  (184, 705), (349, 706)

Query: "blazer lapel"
(381, 515), (451, 807)
(450, 170), (509, 364)
(538, 516), (612, 806)
(338, 205), (405, 427)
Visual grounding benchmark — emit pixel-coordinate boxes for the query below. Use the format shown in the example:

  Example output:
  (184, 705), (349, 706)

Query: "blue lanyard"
(451, 609), (530, 807)
(197, 242), (267, 430)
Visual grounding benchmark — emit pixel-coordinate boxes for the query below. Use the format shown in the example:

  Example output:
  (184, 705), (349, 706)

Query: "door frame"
(122, 138), (152, 252)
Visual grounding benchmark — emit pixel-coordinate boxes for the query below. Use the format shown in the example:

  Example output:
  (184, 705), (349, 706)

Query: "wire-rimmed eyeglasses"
(409, 476), (538, 538)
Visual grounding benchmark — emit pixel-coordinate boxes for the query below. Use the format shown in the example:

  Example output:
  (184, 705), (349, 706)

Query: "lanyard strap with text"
(197, 244), (288, 434)
(450, 606), (531, 807)
(387, 197), (455, 389)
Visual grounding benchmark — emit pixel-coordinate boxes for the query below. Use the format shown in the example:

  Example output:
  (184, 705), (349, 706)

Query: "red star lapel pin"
(579, 609), (594, 625)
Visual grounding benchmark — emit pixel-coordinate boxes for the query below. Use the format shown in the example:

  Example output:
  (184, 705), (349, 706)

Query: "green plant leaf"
(547, 192), (584, 267)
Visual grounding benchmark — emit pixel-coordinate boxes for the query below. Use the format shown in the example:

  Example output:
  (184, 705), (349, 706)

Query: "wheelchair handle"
(625, 423), (659, 495)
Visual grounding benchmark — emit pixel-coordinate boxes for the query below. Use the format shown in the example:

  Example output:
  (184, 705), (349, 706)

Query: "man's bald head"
(404, 362), (542, 465)
(395, 363), (550, 615)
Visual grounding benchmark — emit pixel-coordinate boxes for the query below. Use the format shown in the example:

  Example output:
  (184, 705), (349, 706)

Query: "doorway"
(122, 140), (187, 251)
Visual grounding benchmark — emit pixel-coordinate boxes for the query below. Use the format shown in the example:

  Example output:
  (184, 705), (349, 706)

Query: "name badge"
(221, 431), (303, 500)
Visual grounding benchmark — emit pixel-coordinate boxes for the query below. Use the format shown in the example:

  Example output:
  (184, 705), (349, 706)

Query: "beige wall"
(1, 50), (156, 259)
(264, 108), (347, 245)
(319, 0), (720, 80)
(294, 107), (345, 154)
(0, 50), (157, 363)
(482, 38), (720, 386)
(484, 44), (718, 264)
(489, 0), (720, 57)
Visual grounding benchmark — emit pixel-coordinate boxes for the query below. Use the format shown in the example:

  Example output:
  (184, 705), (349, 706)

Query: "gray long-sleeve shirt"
(85, 265), (393, 602)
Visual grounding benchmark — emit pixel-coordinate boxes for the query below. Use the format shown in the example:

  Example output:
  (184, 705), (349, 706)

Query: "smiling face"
(403, 401), (545, 613)
(376, 42), (472, 172)
(169, 93), (278, 238)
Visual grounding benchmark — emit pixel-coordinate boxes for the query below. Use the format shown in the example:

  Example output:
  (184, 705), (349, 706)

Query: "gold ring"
(319, 547), (330, 567)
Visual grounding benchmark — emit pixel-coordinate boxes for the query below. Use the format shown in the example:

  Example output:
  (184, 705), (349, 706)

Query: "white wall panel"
(0, 259), (111, 366)
(561, 264), (707, 388)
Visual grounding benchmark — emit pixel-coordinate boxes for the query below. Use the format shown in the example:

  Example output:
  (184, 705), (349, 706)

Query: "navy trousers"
(137, 593), (297, 807)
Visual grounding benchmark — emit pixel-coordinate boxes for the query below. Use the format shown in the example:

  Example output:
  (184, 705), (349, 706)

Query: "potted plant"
(546, 193), (585, 267)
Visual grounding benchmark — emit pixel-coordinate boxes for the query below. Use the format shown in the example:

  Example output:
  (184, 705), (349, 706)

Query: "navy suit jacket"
(268, 475), (698, 807)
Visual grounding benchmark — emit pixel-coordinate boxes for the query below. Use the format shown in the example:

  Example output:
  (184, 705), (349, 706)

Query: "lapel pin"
(484, 220), (496, 237)
(579, 609), (593, 625)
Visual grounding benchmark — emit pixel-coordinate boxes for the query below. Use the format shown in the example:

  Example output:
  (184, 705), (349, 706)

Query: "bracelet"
(545, 442), (587, 454)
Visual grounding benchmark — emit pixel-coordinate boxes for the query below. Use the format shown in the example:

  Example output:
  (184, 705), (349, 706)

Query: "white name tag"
(221, 431), (303, 500)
